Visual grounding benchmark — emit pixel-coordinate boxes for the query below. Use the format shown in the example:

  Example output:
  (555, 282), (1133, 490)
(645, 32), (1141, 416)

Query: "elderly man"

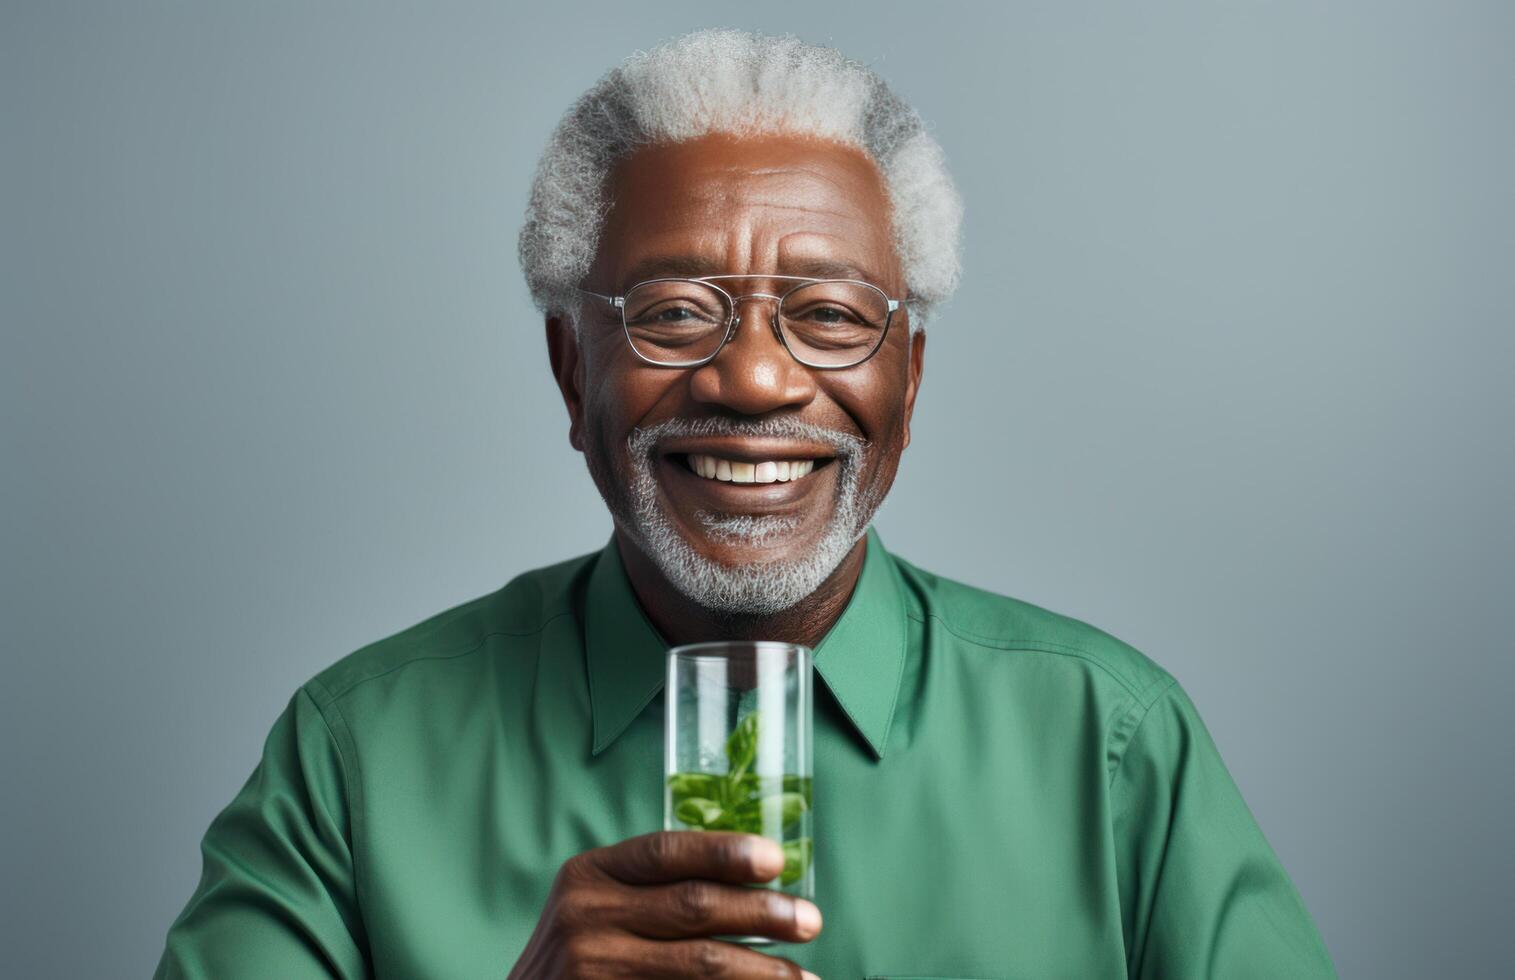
(156, 29), (1335, 979)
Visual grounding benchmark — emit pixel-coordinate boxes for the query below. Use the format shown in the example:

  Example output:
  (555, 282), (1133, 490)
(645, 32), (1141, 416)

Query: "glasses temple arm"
(573, 287), (624, 309)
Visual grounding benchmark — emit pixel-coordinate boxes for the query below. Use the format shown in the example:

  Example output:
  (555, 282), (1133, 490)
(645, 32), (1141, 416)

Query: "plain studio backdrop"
(3, 2), (1511, 977)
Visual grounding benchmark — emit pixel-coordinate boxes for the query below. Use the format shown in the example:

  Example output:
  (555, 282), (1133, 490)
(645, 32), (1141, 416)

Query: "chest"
(359, 689), (1129, 979)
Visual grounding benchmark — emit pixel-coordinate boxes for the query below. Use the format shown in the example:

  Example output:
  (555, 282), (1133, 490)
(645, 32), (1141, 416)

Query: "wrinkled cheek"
(576, 410), (629, 514)
(577, 361), (633, 470)
(859, 442), (904, 512)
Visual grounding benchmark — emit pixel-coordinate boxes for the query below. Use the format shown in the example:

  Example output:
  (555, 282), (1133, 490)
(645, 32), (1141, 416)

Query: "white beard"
(609, 416), (874, 616)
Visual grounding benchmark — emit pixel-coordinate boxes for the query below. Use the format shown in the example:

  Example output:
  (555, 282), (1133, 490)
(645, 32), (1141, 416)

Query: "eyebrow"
(781, 258), (880, 282)
(619, 256), (719, 287)
(617, 255), (884, 291)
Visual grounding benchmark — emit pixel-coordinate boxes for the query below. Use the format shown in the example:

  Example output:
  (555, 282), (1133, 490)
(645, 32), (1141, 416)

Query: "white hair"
(518, 29), (963, 330)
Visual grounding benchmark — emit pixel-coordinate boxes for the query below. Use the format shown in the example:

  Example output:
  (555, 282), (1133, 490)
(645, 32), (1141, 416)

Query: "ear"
(901, 327), (926, 451)
(545, 314), (586, 452)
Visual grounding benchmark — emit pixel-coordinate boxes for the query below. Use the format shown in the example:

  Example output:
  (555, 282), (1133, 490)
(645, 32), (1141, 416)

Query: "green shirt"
(156, 527), (1336, 979)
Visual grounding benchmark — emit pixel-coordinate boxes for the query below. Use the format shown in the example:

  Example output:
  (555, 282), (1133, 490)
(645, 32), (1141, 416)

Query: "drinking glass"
(664, 641), (814, 944)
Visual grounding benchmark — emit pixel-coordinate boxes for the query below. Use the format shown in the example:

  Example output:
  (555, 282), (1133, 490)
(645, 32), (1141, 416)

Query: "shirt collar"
(584, 525), (909, 761)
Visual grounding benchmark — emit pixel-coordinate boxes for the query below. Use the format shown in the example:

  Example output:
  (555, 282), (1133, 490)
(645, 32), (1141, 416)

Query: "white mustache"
(627, 416), (867, 462)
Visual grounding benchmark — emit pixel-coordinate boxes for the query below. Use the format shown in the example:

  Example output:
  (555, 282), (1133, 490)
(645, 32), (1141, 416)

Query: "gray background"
(3, 1), (1510, 977)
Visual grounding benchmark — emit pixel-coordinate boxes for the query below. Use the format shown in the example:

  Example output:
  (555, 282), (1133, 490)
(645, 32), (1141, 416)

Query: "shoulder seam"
(296, 682), (370, 943)
(1106, 676), (1181, 789)
(916, 610), (1155, 698)
(320, 613), (575, 703)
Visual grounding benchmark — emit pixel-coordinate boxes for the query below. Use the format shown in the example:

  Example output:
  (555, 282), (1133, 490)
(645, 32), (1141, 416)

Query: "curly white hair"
(517, 29), (963, 331)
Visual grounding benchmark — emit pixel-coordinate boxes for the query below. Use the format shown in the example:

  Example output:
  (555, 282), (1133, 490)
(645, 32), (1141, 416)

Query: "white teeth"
(686, 454), (822, 484)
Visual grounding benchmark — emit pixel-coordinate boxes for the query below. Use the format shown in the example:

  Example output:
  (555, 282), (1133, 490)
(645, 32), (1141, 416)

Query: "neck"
(614, 530), (868, 651)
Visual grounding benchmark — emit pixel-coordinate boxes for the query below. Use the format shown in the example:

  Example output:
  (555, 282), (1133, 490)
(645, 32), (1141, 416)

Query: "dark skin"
(513, 134), (926, 978)
(548, 133), (926, 649)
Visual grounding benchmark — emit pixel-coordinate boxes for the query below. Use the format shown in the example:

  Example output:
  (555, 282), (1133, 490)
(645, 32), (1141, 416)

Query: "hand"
(508, 830), (823, 978)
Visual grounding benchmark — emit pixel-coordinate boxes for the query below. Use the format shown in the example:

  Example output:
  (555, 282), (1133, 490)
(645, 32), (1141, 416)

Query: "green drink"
(665, 643), (815, 941)
(666, 712), (814, 886)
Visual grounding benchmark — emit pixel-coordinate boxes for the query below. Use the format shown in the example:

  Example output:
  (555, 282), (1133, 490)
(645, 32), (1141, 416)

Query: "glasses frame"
(576, 274), (903, 370)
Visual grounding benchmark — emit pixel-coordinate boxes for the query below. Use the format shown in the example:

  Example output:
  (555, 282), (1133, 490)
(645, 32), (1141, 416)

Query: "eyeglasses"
(576, 275), (903, 369)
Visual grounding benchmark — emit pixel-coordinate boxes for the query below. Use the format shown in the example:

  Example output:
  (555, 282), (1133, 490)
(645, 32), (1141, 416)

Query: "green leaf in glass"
(782, 774), (813, 807)
(673, 797), (723, 828)
(724, 711), (759, 777)
(667, 773), (722, 801)
(779, 836), (812, 886)
(775, 791), (807, 830)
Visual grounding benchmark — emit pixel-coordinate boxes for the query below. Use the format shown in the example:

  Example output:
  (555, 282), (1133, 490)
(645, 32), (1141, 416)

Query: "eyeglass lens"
(621, 279), (890, 367)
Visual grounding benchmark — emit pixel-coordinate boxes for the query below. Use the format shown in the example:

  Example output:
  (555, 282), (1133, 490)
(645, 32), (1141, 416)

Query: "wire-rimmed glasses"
(576, 274), (902, 369)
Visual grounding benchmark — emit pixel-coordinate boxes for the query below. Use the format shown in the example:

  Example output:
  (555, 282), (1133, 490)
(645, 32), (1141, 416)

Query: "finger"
(618, 933), (817, 979)
(605, 877), (823, 944)
(591, 830), (784, 886)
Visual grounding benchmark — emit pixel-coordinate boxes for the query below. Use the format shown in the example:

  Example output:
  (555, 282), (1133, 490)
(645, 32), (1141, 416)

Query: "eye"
(626, 302), (723, 327)
(791, 304), (863, 325)
(654, 306), (700, 322)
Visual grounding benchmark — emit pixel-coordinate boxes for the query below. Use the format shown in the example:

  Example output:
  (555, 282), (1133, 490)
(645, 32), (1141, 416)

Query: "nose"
(687, 296), (818, 414)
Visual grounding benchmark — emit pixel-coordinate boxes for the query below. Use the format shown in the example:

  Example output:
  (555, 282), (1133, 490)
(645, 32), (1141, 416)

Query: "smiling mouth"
(676, 453), (834, 484)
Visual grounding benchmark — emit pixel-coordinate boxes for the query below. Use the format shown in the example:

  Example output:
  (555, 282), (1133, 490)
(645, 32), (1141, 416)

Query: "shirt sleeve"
(1109, 679), (1337, 979)
(154, 686), (370, 979)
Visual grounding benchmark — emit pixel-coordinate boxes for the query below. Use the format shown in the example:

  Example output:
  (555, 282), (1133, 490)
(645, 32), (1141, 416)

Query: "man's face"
(550, 133), (925, 613)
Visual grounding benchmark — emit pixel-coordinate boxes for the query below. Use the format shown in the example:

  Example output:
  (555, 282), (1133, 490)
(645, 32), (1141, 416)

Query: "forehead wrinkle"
(761, 167), (871, 210)
(659, 154), (877, 221)
(728, 199), (864, 222)
(601, 147), (895, 288)
(628, 194), (878, 256)
(615, 227), (890, 288)
(716, 198), (882, 252)
(718, 174), (874, 222)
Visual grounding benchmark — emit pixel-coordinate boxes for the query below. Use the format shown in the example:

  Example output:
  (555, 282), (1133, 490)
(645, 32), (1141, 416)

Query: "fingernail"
(795, 899), (822, 939)
(802, 971), (821, 980)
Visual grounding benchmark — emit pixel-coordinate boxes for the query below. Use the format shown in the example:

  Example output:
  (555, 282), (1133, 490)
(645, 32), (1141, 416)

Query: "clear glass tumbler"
(664, 641), (814, 944)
